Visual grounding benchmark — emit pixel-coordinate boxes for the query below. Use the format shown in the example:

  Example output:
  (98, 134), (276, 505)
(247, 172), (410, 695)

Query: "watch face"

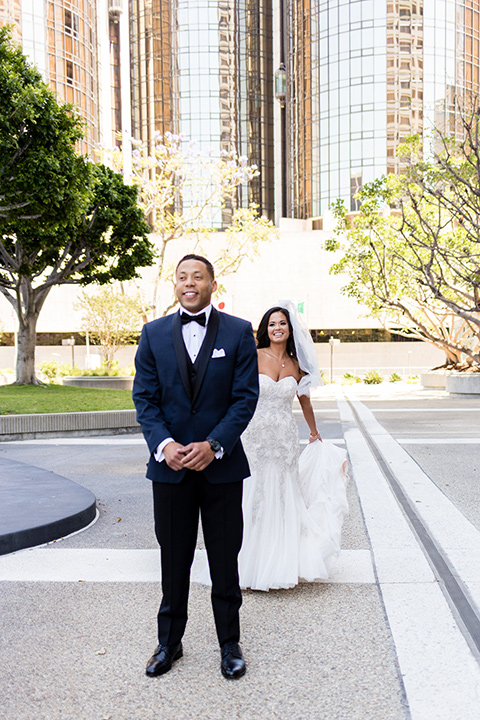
(208, 438), (221, 452)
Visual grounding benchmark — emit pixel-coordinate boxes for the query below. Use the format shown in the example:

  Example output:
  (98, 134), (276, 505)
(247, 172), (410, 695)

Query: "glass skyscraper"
(0, 0), (128, 153)
(129, 0), (275, 223)
(287, 0), (480, 218)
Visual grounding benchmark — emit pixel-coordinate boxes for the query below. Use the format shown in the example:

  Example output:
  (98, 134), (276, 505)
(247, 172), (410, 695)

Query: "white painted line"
(0, 437), (146, 445)
(381, 582), (480, 720)
(336, 393), (480, 720)
(352, 402), (480, 563)
(397, 438), (480, 444)
(466, 583), (480, 613)
(0, 548), (161, 582)
(373, 408), (480, 412)
(0, 547), (373, 584)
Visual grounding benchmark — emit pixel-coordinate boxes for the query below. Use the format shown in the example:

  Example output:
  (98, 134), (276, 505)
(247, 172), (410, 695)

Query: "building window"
(350, 173), (362, 211)
(64, 9), (78, 37)
(66, 60), (74, 86)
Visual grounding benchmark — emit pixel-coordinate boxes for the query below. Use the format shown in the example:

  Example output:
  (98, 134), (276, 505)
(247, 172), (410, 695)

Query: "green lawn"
(0, 383), (135, 415)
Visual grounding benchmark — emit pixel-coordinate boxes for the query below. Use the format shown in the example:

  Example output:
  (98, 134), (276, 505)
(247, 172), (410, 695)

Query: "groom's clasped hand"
(163, 440), (215, 472)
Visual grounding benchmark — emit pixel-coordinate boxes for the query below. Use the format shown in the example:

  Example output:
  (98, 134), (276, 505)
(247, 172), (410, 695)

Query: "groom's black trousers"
(152, 471), (243, 647)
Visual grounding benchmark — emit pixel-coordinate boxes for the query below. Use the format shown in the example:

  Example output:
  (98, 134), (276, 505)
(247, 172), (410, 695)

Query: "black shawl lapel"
(172, 311), (192, 400)
(191, 307), (220, 405)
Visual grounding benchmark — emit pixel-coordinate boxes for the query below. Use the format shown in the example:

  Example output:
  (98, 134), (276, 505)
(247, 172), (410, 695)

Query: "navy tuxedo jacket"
(133, 307), (259, 484)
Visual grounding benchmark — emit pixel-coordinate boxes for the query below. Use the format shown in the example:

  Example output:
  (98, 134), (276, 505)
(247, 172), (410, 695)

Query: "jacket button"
(192, 409), (197, 415)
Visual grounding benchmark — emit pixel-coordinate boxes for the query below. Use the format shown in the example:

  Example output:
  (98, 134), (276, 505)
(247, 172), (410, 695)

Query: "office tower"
(129, 0), (275, 224)
(287, 0), (480, 218)
(0, 0), (130, 153)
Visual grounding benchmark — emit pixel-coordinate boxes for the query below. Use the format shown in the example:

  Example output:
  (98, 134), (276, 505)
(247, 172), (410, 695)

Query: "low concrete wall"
(0, 410), (139, 441)
(0, 341), (446, 380)
(315, 341), (444, 378)
(62, 376), (134, 390)
(421, 371), (451, 389)
(446, 373), (480, 395)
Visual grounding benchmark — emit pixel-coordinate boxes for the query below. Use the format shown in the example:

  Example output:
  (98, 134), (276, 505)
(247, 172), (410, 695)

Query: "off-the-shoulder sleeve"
(297, 374), (311, 398)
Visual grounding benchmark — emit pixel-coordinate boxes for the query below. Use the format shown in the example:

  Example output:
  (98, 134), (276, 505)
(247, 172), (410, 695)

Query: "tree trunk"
(16, 310), (39, 384)
(444, 347), (463, 365)
(14, 277), (50, 385)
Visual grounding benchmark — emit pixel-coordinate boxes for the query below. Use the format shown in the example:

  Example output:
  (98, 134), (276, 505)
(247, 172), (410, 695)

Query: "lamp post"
(275, 63), (287, 219)
(329, 337), (340, 383)
(62, 336), (75, 368)
(275, 0), (287, 218)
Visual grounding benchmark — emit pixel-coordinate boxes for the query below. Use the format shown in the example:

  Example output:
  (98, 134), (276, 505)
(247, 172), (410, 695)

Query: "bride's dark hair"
(256, 307), (297, 359)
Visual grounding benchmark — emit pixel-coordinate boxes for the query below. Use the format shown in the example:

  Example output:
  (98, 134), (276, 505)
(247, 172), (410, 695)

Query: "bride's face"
(267, 312), (290, 345)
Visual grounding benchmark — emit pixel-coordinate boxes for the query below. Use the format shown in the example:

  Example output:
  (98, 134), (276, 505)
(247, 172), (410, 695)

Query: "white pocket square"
(212, 348), (226, 358)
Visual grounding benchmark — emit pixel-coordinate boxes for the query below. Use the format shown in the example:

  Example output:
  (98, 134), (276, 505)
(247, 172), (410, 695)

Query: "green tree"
(0, 30), (154, 383)
(329, 170), (480, 367)
(102, 133), (276, 318)
(0, 27), (87, 225)
(76, 286), (144, 368)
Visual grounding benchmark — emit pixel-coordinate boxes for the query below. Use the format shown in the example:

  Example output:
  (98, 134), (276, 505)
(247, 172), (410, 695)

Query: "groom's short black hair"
(176, 254), (215, 280)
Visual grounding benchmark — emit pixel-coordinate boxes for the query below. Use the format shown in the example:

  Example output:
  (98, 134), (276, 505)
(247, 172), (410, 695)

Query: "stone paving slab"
(0, 582), (408, 720)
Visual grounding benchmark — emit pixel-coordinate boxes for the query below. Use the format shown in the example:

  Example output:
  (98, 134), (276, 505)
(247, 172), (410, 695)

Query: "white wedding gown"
(238, 374), (349, 591)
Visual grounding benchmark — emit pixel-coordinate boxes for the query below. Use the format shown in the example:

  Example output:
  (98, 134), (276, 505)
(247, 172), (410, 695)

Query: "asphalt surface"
(1, 382), (480, 719)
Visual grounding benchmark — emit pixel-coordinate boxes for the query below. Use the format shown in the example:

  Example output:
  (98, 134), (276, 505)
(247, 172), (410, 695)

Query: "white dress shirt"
(154, 304), (223, 462)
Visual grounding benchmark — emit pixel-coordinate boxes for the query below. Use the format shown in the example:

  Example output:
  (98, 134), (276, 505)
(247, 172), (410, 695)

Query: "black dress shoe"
(220, 641), (246, 679)
(145, 642), (183, 677)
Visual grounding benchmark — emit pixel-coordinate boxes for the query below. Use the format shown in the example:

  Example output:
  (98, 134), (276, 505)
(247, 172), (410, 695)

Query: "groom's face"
(175, 259), (217, 313)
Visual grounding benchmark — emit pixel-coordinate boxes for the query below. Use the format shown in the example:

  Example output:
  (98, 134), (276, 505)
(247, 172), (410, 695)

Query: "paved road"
(1, 383), (480, 720)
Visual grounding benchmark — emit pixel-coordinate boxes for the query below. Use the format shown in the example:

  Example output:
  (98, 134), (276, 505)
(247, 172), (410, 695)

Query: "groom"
(133, 254), (259, 680)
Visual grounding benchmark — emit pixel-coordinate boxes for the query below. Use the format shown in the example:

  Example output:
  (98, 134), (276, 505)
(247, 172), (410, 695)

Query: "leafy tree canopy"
(328, 135), (480, 367)
(0, 28), (154, 383)
(0, 26), (88, 228)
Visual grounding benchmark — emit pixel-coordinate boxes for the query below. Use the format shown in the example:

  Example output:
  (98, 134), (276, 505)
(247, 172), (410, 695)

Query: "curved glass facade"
(129, 0), (275, 224)
(45, 0), (98, 154)
(288, 0), (387, 218)
(0, 0), (99, 154)
(288, 0), (480, 218)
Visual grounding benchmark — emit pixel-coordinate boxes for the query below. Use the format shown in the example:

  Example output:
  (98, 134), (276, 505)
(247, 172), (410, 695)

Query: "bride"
(238, 301), (348, 591)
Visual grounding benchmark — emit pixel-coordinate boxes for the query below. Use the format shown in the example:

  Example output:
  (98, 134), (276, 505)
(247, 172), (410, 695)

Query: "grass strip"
(0, 384), (135, 415)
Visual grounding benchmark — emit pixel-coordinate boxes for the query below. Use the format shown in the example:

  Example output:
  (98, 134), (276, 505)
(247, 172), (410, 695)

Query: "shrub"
(38, 360), (78, 382)
(363, 369), (383, 385)
(38, 359), (135, 380)
(342, 372), (362, 385)
(389, 372), (402, 383)
(407, 374), (419, 384)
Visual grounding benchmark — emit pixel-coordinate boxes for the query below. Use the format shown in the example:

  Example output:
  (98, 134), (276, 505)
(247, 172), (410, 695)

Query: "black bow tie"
(181, 312), (206, 327)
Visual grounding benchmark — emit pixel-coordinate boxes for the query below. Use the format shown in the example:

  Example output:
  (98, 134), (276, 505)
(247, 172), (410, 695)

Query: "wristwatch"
(206, 437), (222, 453)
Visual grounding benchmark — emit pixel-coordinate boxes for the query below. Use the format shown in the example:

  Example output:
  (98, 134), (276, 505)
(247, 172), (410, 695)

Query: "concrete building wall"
(0, 340), (444, 378)
(0, 221), (446, 376)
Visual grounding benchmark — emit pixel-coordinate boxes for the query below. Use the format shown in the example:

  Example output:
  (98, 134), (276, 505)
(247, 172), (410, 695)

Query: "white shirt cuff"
(154, 437), (175, 463)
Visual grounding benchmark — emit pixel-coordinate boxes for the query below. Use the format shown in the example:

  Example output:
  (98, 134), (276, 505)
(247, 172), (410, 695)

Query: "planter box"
(62, 376), (134, 390)
(421, 371), (451, 389)
(446, 373), (480, 395)
(0, 409), (139, 441)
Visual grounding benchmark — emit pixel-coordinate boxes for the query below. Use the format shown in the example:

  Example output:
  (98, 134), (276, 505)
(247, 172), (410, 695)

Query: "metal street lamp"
(329, 336), (340, 383)
(275, 61), (287, 217)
